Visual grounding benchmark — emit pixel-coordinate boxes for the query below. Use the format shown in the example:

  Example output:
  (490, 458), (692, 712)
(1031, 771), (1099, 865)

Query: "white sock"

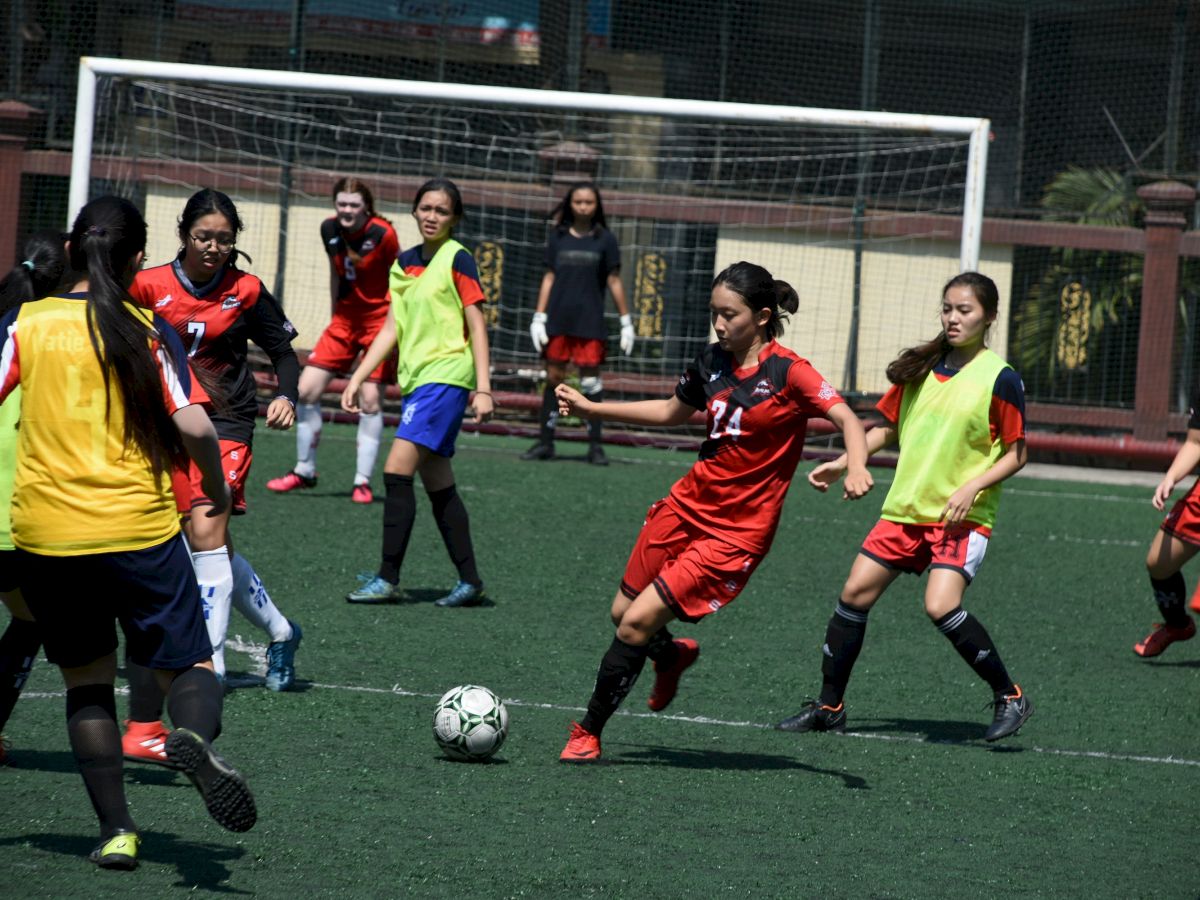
(355, 411), (383, 486)
(193, 547), (234, 679)
(294, 402), (322, 479)
(230, 552), (292, 644)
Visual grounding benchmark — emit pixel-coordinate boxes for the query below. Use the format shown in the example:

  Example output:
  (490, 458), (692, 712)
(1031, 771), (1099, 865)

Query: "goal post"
(69, 55), (990, 412)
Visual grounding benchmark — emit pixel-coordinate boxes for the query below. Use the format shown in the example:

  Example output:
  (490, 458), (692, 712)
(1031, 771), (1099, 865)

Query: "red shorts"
(545, 335), (606, 368)
(859, 519), (990, 582)
(307, 312), (396, 383)
(620, 500), (762, 623)
(1162, 479), (1200, 546)
(172, 440), (252, 517)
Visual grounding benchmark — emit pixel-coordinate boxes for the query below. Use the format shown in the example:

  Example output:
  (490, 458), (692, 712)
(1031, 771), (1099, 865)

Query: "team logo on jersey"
(154, 294), (173, 308)
(360, 239), (376, 252)
(708, 371), (723, 383)
(283, 320), (297, 335)
(751, 378), (773, 398)
(221, 295), (241, 311)
(817, 380), (837, 401)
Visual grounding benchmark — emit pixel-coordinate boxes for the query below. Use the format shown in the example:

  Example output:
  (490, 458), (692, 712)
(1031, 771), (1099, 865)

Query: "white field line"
(21, 636), (1200, 769)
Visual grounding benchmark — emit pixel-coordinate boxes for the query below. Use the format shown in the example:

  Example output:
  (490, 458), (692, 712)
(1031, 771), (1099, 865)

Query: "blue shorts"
(17, 534), (212, 670)
(395, 383), (469, 457)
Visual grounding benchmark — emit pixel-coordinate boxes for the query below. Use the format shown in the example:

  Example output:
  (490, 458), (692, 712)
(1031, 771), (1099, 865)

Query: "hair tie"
(21, 259), (35, 272)
(85, 225), (107, 237)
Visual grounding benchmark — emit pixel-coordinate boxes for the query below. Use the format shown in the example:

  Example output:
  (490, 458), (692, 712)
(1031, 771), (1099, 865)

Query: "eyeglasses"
(189, 232), (235, 252)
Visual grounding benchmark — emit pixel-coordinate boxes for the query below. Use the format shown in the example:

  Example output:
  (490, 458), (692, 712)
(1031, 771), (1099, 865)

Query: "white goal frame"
(69, 55), (989, 271)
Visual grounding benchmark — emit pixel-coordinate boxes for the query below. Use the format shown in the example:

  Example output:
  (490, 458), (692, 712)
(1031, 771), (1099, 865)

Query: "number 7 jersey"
(669, 340), (845, 555)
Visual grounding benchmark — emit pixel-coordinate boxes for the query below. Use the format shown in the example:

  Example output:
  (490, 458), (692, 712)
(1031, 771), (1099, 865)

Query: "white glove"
(619, 314), (635, 356)
(530, 311), (548, 353)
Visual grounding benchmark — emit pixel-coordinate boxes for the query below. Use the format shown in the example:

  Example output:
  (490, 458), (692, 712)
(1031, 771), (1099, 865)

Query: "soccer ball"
(432, 684), (509, 761)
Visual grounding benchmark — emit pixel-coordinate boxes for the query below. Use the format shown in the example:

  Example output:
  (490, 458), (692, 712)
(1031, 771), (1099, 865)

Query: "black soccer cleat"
(165, 728), (257, 832)
(520, 441), (555, 461)
(984, 684), (1033, 742)
(775, 700), (846, 733)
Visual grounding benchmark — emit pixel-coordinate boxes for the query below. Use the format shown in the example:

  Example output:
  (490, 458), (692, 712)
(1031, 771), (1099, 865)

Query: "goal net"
(73, 58), (989, 443)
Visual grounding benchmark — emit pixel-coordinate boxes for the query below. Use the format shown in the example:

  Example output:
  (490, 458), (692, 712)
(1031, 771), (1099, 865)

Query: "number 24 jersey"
(668, 340), (845, 555)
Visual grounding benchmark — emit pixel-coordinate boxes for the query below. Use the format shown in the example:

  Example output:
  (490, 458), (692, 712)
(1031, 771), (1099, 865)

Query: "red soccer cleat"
(350, 483), (373, 504)
(266, 470), (317, 493)
(559, 721), (601, 762)
(1133, 618), (1197, 658)
(122, 719), (172, 766)
(647, 638), (699, 712)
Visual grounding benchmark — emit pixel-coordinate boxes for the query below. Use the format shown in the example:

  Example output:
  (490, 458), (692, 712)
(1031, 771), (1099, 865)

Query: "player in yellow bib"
(342, 178), (494, 607)
(0, 197), (257, 869)
(777, 272), (1033, 742)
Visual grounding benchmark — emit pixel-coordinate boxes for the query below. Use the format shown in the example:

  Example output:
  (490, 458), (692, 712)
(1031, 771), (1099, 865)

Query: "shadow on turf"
(849, 716), (1031, 750)
(0, 830), (248, 889)
(612, 743), (869, 788)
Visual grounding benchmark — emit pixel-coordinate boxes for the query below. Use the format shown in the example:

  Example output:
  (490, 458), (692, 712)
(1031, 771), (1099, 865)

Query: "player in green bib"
(777, 272), (1033, 742)
(0, 232), (66, 765)
(341, 178), (494, 608)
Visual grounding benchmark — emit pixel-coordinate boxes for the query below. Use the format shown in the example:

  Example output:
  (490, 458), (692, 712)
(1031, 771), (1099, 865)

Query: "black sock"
(0, 617), (39, 731)
(1151, 572), (1190, 627)
(165, 666), (224, 743)
(645, 626), (678, 667)
(65, 683), (136, 837)
(379, 473), (416, 584)
(125, 657), (165, 723)
(935, 607), (1015, 697)
(428, 485), (481, 587)
(539, 387), (557, 445)
(585, 389), (604, 445)
(818, 601), (869, 707)
(579, 636), (648, 736)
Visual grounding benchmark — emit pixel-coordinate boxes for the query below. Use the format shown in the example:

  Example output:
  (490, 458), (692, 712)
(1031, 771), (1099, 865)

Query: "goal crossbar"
(70, 56), (989, 269)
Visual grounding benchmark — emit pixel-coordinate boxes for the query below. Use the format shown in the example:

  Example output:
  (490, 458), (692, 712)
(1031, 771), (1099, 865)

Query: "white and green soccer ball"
(432, 684), (509, 761)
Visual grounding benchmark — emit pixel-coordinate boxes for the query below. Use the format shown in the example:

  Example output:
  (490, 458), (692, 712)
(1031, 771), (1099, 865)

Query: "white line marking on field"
(21, 674), (1198, 768)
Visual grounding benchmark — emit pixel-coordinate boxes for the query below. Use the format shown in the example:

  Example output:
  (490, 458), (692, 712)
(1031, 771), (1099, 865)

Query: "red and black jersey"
(321, 215), (400, 316)
(668, 340), (845, 555)
(130, 260), (300, 446)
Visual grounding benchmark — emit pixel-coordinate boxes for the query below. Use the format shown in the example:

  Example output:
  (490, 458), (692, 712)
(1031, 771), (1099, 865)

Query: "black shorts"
(18, 534), (212, 670)
(0, 548), (19, 593)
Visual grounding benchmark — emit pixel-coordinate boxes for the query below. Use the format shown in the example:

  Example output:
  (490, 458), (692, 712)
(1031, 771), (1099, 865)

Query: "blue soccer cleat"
(265, 620), (302, 692)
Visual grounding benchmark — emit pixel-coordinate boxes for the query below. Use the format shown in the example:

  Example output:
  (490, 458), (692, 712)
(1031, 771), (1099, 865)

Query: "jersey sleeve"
(380, 223), (400, 265)
(602, 229), (621, 276)
(452, 248), (486, 307)
(128, 271), (156, 308)
(876, 383), (904, 425)
(319, 218), (341, 258)
(543, 227), (558, 272)
(990, 367), (1026, 446)
(787, 359), (844, 415)
(153, 314), (206, 412)
(244, 283), (301, 401)
(674, 350), (711, 411)
(0, 308), (21, 404)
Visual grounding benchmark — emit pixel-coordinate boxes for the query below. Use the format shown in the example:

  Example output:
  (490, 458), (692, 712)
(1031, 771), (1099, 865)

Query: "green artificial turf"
(2, 425), (1197, 898)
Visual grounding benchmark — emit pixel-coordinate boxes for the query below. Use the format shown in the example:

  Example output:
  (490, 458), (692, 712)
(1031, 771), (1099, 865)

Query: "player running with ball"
(556, 261), (872, 762)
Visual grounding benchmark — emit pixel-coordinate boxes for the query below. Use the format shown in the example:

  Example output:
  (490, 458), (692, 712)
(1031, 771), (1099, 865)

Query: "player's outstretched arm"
(555, 382), (692, 427)
(173, 403), (231, 517)
(1153, 427), (1200, 510)
(343, 315), (397, 413)
(808, 419), (894, 493)
(824, 402), (872, 499)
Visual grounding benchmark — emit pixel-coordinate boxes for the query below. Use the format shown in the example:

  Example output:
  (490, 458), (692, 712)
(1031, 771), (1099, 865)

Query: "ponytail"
(0, 230), (67, 314)
(69, 196), (188, 480)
